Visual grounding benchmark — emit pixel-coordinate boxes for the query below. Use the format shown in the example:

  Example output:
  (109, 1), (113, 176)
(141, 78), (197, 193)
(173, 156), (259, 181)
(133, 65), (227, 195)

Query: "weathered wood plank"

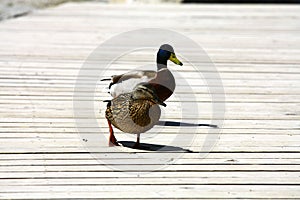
(0, 185), (300, 199)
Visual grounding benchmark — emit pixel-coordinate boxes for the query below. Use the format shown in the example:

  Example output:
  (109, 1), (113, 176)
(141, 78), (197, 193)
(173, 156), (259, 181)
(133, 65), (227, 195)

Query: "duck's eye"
(170, 53), (175, 58)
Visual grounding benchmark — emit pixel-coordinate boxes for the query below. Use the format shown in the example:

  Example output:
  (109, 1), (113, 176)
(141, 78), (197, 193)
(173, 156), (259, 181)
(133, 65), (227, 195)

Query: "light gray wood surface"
(0, 2), (300, 199)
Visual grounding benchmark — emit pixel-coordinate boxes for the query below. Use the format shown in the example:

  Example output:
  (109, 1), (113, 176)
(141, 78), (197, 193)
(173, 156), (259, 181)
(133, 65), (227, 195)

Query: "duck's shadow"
(119, 141), (195, 152)
(119, 120), (218, 151)
(156, 120), (218, 128)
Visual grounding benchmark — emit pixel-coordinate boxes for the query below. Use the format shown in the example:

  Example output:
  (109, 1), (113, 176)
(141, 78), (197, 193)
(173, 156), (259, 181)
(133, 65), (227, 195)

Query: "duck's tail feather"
(101, 78), (111, 81)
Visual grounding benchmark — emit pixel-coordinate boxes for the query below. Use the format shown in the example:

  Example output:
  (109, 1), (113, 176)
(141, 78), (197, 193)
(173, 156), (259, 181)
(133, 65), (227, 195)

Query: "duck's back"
(109, 70), (157, 97)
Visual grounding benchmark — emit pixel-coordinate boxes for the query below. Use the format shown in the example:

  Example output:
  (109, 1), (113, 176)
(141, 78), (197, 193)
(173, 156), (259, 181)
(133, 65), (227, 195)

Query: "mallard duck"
(105, 83), (166, 148)
(101, 44), (183, 101)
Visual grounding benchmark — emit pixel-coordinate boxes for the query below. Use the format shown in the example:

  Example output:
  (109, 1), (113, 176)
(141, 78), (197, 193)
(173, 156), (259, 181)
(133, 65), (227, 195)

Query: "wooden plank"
(0, 185), (299, 199)
(1, 157), (299, 165)
(0, 176), (299, 186)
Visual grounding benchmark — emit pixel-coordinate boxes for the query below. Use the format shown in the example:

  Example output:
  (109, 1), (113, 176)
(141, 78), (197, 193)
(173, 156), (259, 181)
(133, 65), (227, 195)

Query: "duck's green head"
(157, 44), (183, 67)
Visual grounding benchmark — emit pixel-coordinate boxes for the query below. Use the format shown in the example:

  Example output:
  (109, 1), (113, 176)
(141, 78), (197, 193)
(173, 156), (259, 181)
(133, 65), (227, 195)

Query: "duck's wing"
(101, 70), (157, 97)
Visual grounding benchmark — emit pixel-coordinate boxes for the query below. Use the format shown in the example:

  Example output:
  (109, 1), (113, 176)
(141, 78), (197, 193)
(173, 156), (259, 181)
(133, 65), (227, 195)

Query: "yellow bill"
(169, 53), (183, 66)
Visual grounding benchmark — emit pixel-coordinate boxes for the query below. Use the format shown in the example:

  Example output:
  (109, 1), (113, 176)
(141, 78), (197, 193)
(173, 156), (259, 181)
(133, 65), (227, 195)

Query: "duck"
(105, 83), (166, 148)
(101, 44), (183, 102)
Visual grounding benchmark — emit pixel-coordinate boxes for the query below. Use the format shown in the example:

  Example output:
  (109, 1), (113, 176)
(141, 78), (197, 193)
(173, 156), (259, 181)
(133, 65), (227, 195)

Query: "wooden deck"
(0, 2), (300, 199)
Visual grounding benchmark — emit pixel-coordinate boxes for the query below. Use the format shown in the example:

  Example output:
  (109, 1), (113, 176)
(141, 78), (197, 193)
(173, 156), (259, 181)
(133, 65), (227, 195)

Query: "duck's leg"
(107, 119), (119, 146)
(133, 133), (140, 149)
